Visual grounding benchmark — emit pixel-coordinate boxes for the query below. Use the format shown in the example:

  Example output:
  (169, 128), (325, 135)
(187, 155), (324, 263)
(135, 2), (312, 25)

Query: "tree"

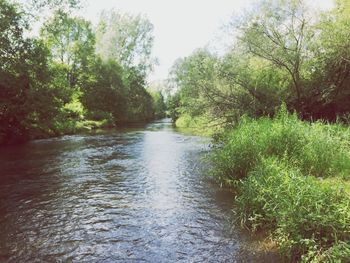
(303, 0), (350, 120)
(218, 51), (289, 118)
(0, 0), (159, 145)
(170, 49), (219, 117)
(95, 10), (157, 123)
(40, 10), (95, 91)
(23, 0), (82, 16)
(96, 11), (156, 76)
(169, 0), (319, 124)
(81, 58), (127, 123)
(166, 92), (181, 121)
(337, 0), (350, 15)
(238, 0), (312, 109)
(122, 68), (155, 122)
(0, 0), (59, 143)
(150, 91), (166, 119)
(30, 0), (81, 9)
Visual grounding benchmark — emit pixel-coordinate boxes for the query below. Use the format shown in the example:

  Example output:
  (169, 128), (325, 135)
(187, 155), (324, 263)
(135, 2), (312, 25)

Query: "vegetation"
(167, 0), (350, 261)
(2, 0), (350, 261)
(212, 107), (350, 182)
(211, 109), (350, 261)
(168, 0), (350, 124)
(0, 0), (165, 145)
(150, 91), (167, 119)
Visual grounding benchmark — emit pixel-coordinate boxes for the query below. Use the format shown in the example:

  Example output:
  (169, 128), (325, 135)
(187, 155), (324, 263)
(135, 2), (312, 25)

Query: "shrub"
(85, 110), (114, 122)
(63, 97), (85, 120)
(211, 112), (304, 182)
(298, 122), (350, 179)
(211, 108), (350, 261)
(212, 109), (350, 182)
(236, 158), (350, 261)
(175, 113), (217, 136)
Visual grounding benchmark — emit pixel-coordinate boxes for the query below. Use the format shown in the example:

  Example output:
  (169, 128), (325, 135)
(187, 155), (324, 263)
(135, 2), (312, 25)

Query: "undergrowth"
(175, 113), (220, 136)
(212, 107), (350, 262)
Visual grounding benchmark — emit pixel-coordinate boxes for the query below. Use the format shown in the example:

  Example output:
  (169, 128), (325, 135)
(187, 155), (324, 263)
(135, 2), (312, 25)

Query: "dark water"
(0, 119), (260, 262)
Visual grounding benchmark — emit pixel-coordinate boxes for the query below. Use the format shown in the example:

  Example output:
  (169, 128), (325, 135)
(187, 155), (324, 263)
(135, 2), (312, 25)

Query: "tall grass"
(211, 108), (350, 262)
(236, 158), (350, 261)
(212, 108), (350, 182)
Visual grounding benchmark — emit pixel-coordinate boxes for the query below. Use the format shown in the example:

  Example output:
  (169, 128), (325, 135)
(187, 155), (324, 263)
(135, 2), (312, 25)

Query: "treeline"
(0, 0), (165, 145)
(168, 0), (350, 127)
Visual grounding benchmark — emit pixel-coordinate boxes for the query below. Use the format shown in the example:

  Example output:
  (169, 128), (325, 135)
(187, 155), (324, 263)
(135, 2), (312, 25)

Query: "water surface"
(0, 119), (266, 262)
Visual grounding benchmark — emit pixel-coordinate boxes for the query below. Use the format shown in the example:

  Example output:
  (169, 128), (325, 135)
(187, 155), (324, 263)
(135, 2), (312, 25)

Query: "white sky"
(81, 0), (334, 82)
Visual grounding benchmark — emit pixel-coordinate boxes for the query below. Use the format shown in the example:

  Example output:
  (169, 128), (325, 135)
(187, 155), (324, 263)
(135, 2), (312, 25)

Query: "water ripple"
(0, 119), (243, 262)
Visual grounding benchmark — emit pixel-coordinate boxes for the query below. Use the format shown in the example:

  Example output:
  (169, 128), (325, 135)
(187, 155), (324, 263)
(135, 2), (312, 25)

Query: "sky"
(81, 0), (334, 82)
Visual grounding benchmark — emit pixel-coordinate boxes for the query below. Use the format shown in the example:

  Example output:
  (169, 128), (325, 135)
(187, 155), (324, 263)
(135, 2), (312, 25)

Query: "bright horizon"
(81, 0), (334, 82)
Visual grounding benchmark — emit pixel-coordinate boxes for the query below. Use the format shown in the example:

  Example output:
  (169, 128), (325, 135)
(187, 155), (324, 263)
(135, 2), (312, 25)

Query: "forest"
(167, 0), (350, 261)
(0, 0), (166, 145)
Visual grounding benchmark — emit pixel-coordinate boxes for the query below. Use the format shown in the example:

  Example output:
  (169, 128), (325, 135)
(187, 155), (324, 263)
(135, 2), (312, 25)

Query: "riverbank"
(30, 119), (113, 139)
(175, 110), (350, 262)
(0, 117), (161, 146)
(0, 118), (115, 146)
(208, 109), (350, 262)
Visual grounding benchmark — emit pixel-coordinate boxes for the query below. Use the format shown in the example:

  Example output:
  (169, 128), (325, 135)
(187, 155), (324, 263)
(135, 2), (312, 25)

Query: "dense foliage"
(168, 0), (350, 125)
(0, 0), (165, 144)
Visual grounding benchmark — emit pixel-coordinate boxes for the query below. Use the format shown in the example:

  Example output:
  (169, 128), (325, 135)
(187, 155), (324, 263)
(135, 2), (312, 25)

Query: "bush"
(85, 110), (114, 122)
(236, 158), (350, 261)
(175, 113), (217, 136)
(211, 108), (350, 261)
(212, 109), (350, 182)
(63, 97), (85, 120)
(175, 113), (194, 128)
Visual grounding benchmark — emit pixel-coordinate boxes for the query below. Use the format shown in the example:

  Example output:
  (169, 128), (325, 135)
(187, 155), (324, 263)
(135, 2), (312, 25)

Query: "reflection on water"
(0, 119), (244, 262)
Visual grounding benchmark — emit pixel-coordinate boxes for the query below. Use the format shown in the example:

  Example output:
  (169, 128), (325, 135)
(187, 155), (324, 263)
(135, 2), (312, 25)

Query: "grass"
(212, 109), (350, 182)
(211, 107), (350, 262)
(236, 158), (350, 262)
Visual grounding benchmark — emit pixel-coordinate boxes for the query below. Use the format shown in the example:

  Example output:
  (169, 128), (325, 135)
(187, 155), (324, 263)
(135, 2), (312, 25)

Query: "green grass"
(211, 108), (350, 262)
(236, 158), (350, 262)
(212, 109), (350, 182)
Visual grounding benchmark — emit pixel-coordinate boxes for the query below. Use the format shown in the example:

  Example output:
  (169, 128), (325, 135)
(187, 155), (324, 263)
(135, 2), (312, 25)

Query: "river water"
(0, 119), (269, 262)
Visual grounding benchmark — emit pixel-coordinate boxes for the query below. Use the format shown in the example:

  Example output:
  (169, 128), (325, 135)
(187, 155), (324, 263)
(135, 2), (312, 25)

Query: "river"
(0, 119), (275, 262)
